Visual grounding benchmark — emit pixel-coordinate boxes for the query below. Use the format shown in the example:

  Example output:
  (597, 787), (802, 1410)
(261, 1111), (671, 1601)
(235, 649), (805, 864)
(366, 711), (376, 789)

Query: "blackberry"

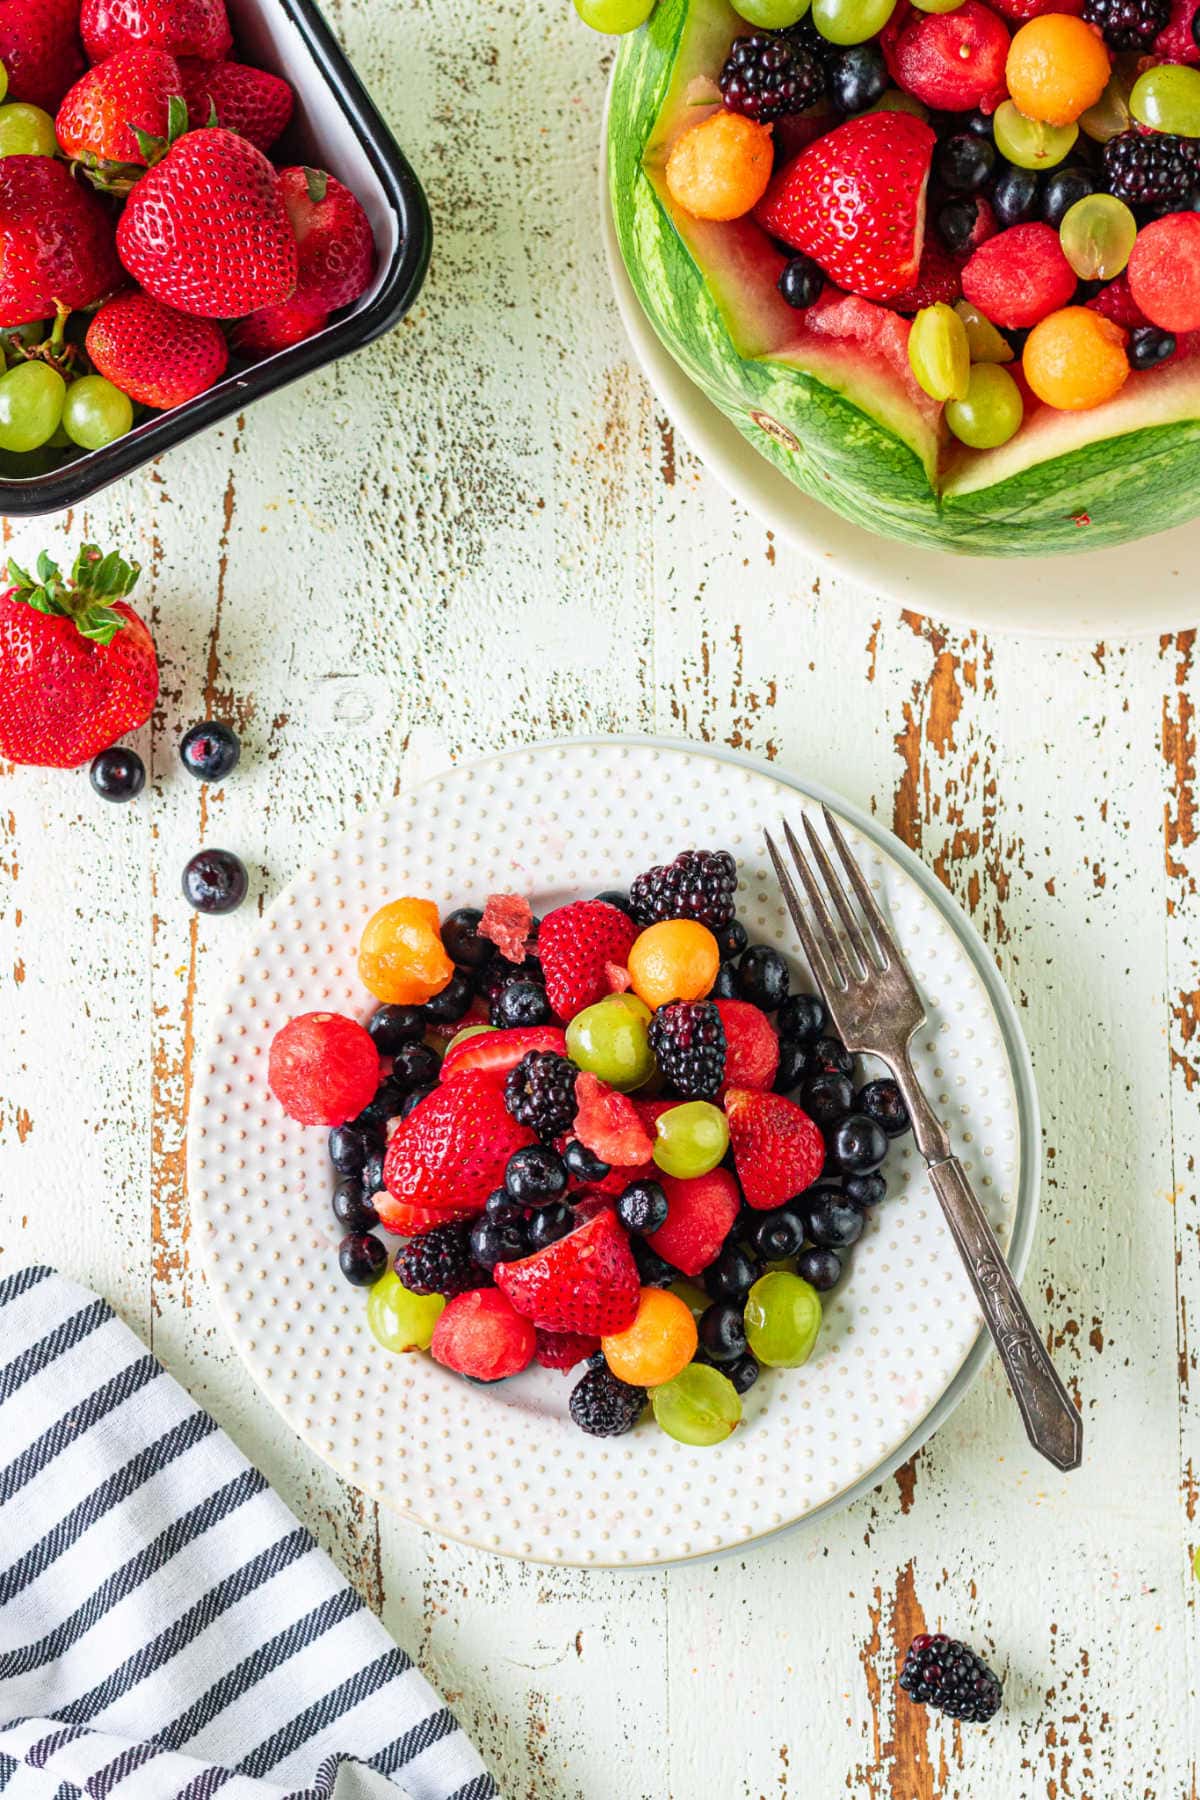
(719, 33), (825, 122)
(394, 1222), (477, 1296)
(1103, 130), (1199, 208)
(898, 1634), (1003, 1725)
(1083, 0), (1168, 46)
(504, 1050), (577, 1140)
(629, 848), (738, 929)
(569, 1365), (647, 1437)
(648, 1000), (726, 1099)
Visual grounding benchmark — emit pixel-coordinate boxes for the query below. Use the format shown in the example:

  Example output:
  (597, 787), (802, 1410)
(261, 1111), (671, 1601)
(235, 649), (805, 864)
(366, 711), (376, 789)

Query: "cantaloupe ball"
(1005, 16), (1111, 126)
(1022, 307), (1129, 411)
(665, 111), (774, 222)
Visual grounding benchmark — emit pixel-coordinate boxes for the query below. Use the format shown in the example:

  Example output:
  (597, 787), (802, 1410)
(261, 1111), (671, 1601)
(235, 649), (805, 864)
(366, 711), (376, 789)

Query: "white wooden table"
(1, 3), (1197, 1792)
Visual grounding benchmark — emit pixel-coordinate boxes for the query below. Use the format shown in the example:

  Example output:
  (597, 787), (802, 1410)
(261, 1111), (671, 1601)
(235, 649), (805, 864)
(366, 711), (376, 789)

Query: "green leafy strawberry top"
(5, 544), (141, 648)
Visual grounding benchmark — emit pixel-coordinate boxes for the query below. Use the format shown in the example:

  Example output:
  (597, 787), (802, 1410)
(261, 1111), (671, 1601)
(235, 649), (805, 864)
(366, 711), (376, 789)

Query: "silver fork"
(765, 808), (1082, 1474)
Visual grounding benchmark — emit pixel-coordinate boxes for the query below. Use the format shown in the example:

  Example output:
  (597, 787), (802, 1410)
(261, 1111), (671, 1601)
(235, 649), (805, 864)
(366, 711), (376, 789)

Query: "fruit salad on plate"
(267, 848), (914, 1450)
(606, 0), (1200, 553)
(0, 0), (377, 472)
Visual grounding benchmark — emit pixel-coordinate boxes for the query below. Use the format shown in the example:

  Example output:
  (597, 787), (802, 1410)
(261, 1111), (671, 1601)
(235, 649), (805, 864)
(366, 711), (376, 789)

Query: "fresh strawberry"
(56, 47), (184, 181)
(537, 900), (640, 1022)
(382, 1068), (536, 1218)
(754, 113), (935, 304)
(0, 157), (122, 324)
(0, 0), (85, 111)
(713, 1000), (779, 1093)
(478, 892), (534, 963)
(81, 0), (232, 65)
(644, 1168), (741, 1277)
(888, 240), (964, 313)
(440, 1024), (567, 1082)
(572, 1072), (654, 1167)
(0, 545), (157, 769)
(117, 128), (299, 318)
(231, 291), (330, 356)
(373, 1197), (475, 1237)
(178, 58), (294, 150)
(495, 1210), (640, 1336)
(276, 166), (378, 312)
(724, 1087), (824, 1211)
(431, 1289), (536, 1382)
(534, 1326), (600, 1371)
(86, 290), (228, 409)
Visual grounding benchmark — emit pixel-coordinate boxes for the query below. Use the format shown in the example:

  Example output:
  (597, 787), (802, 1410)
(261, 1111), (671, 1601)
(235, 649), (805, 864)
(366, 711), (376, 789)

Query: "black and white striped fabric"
(0, 1266), (496, 1800)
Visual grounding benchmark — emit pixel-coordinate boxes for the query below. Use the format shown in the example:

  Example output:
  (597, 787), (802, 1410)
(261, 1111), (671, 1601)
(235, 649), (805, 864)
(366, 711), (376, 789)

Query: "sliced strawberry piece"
(440, 1024), (567, 1082)
(573, 1072), (654, 1167)
(534, 1326), (600, 1371)
(373, 1196), (476, 1236)
(713, 1000), (779, 1094)
(382, 1069), (536, 1216)
(495, 1209), (640, 1336)
(431, 1289), (536, 1381)
(537, 900), (640, 1022)
(479, 892), (534, 963)
(725, 1086), (824, 1211)
(645, 1168), (741, 1277)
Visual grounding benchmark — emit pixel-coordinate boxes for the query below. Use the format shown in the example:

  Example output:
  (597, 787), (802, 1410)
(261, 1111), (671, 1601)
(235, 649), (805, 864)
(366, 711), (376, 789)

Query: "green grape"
(566, 993), (654, 1091)
(651, 1100), (729, 1177)
(992, 100), (1078, 171)
(954, 300), (1014, 364)
(1131, 63), (1200, 136)
(0, 103), (58, 157)
(944, 363), (1023, 450)
(651, 1362), (742, 1445)
(0, 361), (65, 452)
(572, 0), (656, 31)
(1059, 192), (1136, 281)
(868, 88), (930, 118)
(812, 0), (896, 44)
(62, 375), (133, 451)
(1193, 1544), (1200, 1582)
(444, 1022), (494, 1056)
(732, 0), (811, 23)
(367, 1271), (445, 1353)
(907, 303), (970, 403)
(910, 0), (964, 12)
(1079, 73), (1130, 145)
(0, 63), (7, 105)
(744, 1271), (821, 1367)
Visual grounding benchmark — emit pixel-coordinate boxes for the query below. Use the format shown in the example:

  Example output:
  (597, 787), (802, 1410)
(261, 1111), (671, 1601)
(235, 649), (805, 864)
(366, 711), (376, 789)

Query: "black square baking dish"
(0, 0), (430, 517)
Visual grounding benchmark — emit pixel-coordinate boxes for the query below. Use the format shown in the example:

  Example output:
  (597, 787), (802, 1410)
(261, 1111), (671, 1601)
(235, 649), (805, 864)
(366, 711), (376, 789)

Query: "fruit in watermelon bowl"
(607, 0), (1200, 555)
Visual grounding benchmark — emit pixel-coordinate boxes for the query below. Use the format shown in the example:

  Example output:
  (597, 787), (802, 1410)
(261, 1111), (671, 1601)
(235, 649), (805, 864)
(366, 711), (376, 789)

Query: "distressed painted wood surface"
(0, 2), (1197, 1794)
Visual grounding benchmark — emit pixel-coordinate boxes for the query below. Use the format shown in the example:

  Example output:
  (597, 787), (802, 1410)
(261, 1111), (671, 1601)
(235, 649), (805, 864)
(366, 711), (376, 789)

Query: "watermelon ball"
(665, 110), (774, 221)
(431, 1288), (537, 1382)
(961, 222), (1076, 329)
(1022, 306), (1130, 410)
(268, 1011), (380, 1126)
(1127, 213), (1200, 333)
(887, 1), (1010, 114)
(1005, 14), (1110, 126)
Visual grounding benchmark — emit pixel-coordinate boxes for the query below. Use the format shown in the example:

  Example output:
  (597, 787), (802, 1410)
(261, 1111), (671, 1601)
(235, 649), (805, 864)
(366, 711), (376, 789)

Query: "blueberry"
(711, 962), (741, 999)
(831, 1112), (888, 1175)
(361, 1147), (385, 1196)
(329, 1122), (374, 1175)
(595, 889), (634, 915)
(1041, 164), (1093, 229)
(563, 1139), (610, 1183)
(844, 1170), (887, 1208)
(778, 992), (826, 1044)
(504, 1144), (567, 1204)
(366, 1004), (426, 1053)
(827, 41), (888, 113)
(527, 1203), (574, 1250)
(398, 1083), (437, 1119)
(736, 945), (790, 1011)
(810, 1036), (853, 1077)
(857, 1077), (910, 1137)
(491, 979), (551, 1029)
(774, 1038), (810, 1095)
(616, 1179), (669, 1236)
(485, 1186), (526, 1225)
(338, 1232), (387, 1286)
(749, 1206), (805, 1260)
(631, 1238), (676, 1286)
(440, 906), (494, 969)
(332, 1178), (379, 1233)
(797, 1245), (843, 1291)
(992, 161), (1040, 227)
(964, 108), (993, 137)
(1129, 325), (1176, 370)
(937, 198), (980, 255)
(725, 1352), (760, 1395)
(715, 918), (749, 960)
(89, 745), (145, 802)
(391, 1042), (439, 1090)
(182, 848), (248, 914)
(777, 254), (824, 310)
(698, 1301), (748, 1364)
(703, 1242), (761, 1303)
(423, 971), (474, 1023)
(179, 720), (240, 781)
(937, 131), (996, 193)
(469, 1218), (527, 1270)
(805, 1193), (865, 1250)
(799, 1071), (854, 1126)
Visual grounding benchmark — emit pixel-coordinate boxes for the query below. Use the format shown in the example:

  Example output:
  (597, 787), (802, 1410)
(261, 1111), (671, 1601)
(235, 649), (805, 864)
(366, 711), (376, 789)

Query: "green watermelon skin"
(609, 0), (1200, 556)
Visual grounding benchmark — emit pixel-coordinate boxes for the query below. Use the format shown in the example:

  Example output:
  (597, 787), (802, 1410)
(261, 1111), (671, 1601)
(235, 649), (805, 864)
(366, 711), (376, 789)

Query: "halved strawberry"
(439, 1024), (566, 1082)
(495, 1209), (640, 1336)
(645, 1168), (741, 1277)
(725, 1087), (824, 1211)
(713, 1000), (779, 1093)
(537, 900), (640, 1022)
(382, 1069), (536, 1217)
(573, 1072), (654, 1168)
(534, 1326), (600, 1371)
(372, 1197), (475, 1236)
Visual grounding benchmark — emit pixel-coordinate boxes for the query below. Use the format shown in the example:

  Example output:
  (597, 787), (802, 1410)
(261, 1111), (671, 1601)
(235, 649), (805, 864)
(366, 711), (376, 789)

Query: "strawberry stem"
(4, 544), (141, 647)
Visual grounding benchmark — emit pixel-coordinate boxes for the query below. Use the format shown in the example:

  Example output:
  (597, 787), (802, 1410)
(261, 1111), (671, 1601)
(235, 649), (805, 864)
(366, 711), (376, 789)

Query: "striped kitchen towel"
(0, 1265), (497, 1800)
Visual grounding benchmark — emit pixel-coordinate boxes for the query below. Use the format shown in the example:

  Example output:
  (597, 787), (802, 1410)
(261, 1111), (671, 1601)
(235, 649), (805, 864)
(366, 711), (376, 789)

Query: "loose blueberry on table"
(266, 846), (915, 1449)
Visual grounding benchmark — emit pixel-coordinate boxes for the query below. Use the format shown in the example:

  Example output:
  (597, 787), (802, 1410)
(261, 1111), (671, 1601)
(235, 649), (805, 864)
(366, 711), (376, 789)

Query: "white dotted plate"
(190, 739), (1038, 1567)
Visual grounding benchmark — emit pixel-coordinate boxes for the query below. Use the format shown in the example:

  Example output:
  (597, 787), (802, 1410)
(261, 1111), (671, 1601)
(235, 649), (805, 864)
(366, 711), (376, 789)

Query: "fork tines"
(764, 805), (897, 995)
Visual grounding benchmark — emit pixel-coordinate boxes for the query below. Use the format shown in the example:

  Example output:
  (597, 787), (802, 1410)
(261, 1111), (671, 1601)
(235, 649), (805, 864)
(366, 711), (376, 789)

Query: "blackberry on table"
(898, 1634), (1003, 1725)
(1103, 130), (1199, 208)
(1083, 0), (1169, 46)
(569, 1364), (648, 1437)
(504, 1050), (578, 1140)
(719, 33), (825, 123)
(629, 848), (738, 929)
(394, 1221), (478, 1296)
(649, 999), (726, 1099)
